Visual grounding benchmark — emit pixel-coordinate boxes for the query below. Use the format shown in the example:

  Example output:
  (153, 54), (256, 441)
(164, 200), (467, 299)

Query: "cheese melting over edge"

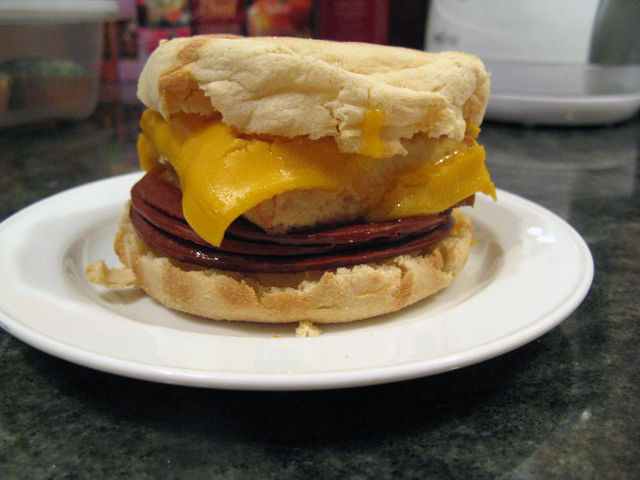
(138, 109), (496, 247)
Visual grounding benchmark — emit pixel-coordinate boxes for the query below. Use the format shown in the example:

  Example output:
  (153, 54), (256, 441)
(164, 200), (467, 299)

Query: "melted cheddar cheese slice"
(138, 109), (496, 247)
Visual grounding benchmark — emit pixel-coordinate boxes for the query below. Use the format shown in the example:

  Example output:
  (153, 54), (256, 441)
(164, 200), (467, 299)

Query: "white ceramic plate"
(486, 91), (640, 126)
(0, 173), (593, 390)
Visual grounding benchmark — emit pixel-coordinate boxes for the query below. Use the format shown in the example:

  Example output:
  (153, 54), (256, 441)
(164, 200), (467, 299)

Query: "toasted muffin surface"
(137, 35), (489, 157)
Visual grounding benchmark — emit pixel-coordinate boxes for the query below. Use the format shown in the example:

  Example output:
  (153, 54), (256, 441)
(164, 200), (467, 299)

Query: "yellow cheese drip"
(138, 110), (496, 247)
(368, 143), (496, 220)
(359, 109), (387, 158)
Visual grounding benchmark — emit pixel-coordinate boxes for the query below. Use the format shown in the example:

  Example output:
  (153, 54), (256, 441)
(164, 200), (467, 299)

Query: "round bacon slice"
(134, 169), (184, 219)
(129, 206), (455, 273)
(224, 213), (451, 246)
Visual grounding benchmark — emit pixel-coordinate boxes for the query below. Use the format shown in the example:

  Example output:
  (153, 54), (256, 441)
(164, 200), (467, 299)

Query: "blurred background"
(1, 0), (426, 128)
(1, 0), (638, 127)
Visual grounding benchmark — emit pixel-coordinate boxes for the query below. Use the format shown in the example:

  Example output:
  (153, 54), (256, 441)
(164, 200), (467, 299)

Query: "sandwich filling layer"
(129, 170), (467, 273)
(137, 110), (496, 247)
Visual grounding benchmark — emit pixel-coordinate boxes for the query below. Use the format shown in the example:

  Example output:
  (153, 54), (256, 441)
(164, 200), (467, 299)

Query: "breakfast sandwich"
(87, 35), (495, 325)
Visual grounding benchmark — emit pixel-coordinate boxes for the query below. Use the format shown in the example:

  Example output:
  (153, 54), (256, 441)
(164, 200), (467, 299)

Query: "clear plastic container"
(0, 0), (118, 127)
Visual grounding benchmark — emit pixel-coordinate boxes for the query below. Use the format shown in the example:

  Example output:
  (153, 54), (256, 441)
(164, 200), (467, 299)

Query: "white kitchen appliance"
(425, 0), (640, 125)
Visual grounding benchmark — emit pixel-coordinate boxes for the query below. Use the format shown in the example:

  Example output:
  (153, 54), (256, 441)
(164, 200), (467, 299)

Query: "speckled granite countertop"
(1, 98), (638, 479)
